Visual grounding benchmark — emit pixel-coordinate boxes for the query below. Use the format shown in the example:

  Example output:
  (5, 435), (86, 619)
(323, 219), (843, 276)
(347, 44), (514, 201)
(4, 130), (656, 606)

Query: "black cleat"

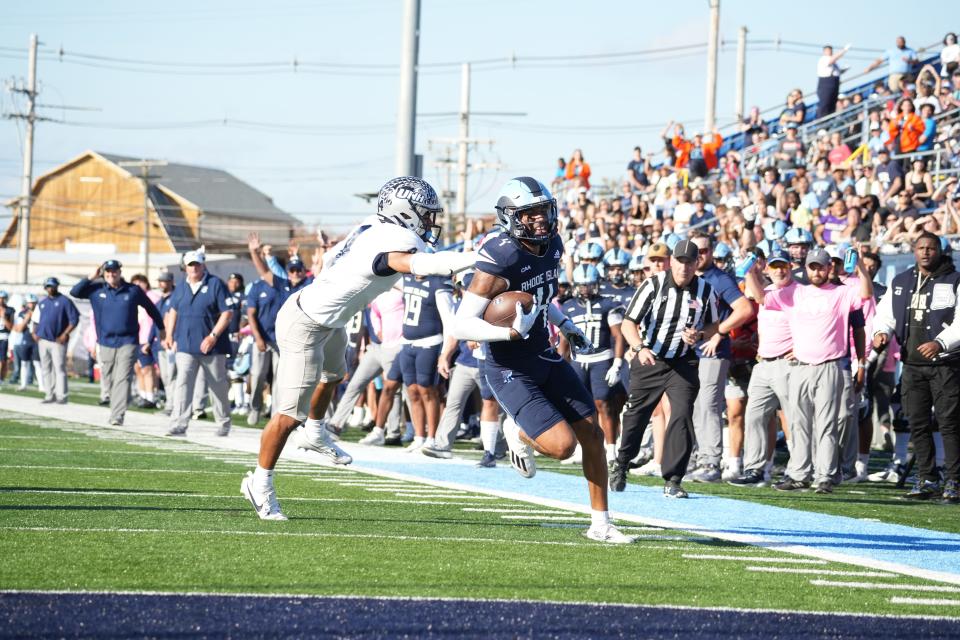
(475, 451), (496, 468)
(814, 481), (833, 495)
(727, 469), (768, 487)
(609, 460), (627, 492)
(663, 482), (689, 499)
(773, 478), (810, 492)
(942, 479), (959, 505)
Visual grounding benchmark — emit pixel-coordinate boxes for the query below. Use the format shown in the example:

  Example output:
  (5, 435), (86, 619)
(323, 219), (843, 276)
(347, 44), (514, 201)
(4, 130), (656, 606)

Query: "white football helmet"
(494, 177), (557, 246)
(376, 176), (443, 246)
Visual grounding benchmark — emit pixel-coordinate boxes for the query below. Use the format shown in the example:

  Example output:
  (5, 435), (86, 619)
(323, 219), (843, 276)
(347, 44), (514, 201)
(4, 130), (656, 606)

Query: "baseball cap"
(44, 276), (60, 288)
(25, 293), (38, 303)
(0, 290), (8, 299)
(157, 272), (174, 282)
(228, 272), (244, 281)
(287, 257), (305, 271)
(647, 242), (670, 259)
(877, 146), (890, 155)
(825, 245), (844, 261)
(767, 247), (790, 265)
(183, 247), (206, 265)
(102, 259), (122, 271)
(673, 239), (699, 262)
(785, 122), (798, 130)
(806, 248), (831, 266)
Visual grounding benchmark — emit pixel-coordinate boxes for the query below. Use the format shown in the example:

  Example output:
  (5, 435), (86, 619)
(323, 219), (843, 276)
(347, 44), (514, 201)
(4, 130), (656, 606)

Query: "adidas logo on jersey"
(554, 250), (561, 259)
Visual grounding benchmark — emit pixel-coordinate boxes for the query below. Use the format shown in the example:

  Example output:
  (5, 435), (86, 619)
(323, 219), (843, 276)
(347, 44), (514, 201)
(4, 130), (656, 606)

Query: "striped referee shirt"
(624, 271), (719, 359)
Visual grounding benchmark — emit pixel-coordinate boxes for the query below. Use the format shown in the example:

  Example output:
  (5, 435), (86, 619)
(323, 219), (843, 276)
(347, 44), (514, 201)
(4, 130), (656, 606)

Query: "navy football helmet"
(494, 177), (558, 246)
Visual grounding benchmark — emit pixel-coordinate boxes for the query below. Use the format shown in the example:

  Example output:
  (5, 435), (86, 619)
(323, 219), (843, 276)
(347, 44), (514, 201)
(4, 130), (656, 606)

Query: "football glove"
(512, 302), (539, 339)
(604, 358), (623, 386)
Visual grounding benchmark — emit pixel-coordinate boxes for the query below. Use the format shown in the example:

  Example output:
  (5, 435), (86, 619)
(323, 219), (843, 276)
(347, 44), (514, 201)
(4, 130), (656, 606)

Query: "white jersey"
(298, 219), (424, 328)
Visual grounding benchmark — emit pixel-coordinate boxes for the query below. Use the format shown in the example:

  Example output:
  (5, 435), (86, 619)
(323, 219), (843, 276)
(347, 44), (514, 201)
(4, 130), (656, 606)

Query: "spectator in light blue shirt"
(917, 103), (937, 152)
(866, 36), (918, 92)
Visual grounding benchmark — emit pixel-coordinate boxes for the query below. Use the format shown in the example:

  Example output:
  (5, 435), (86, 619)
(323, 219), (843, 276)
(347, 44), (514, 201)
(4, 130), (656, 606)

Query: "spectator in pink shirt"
(744, 247), (873, 494)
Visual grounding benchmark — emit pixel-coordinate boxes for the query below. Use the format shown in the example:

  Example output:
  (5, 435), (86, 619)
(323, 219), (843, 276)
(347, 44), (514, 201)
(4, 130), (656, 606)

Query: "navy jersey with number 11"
(475, 234), (563, 362)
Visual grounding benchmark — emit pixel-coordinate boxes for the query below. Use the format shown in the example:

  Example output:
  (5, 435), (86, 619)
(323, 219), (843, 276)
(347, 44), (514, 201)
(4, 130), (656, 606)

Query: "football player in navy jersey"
(382, 272), (455, 451)
(560, 264), (626, 464)
(600, 248), (636, 308)
(453, 177), (636, 544)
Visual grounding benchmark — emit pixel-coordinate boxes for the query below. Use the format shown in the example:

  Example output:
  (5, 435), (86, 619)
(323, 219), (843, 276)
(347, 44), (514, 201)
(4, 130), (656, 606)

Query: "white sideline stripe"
(811, 579), (960, 593)
(6, 403), (960, 588)
(462, 508), (575, 515)
(684, 554), (827, 565)
(889, 596), (960, 606)
(0, 525), (664, 549)
(2, 590), (958, 622)
(338, 483), (413, 488)
(393, 493), (497, 500)
(0, 488), (511, 507)
(746, 567), (899, 578)
(501, 515), (590, 521)
(364, 487), (465, 494)
(311, 478), (393, 484)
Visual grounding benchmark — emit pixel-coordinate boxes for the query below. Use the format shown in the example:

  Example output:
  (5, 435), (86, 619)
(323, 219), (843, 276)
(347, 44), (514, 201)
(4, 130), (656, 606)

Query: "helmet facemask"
(499, 200), (558, 246)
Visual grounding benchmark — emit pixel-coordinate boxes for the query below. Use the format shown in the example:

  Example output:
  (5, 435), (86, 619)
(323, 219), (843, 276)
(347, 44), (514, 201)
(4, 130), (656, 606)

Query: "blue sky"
(0, 1), (950, 232)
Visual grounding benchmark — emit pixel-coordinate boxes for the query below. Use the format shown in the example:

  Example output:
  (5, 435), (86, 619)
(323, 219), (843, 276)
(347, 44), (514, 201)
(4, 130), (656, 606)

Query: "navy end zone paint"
(2, 593), (958, 639)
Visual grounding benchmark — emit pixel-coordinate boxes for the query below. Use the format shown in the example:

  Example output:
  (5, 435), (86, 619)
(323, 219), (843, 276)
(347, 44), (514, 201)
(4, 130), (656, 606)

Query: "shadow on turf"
(0, 486), (206, 495)
(0, 505), (245, 514)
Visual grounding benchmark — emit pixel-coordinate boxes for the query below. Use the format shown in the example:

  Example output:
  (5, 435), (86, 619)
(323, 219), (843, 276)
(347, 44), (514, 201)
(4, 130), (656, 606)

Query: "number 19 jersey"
(475, 233), (563, 362)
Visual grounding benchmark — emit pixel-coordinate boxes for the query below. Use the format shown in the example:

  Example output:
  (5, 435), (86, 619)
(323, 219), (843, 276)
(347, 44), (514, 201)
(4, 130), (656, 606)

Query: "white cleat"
(359, 428), (386, 446)
(296, 425), (353, 465)
(630, 460), (661, 477)
(241, 472), (287, 521)
(583, 523), (637, 544)
(502, 416), (536, 479)
(560, 443), (583, 465)
(405, 439), (425, 453)
(847, 460), (870, 484)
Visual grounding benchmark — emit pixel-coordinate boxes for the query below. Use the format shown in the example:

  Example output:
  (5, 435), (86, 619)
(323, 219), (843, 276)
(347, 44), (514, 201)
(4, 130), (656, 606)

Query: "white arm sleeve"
(546, 302), (572, 329)
(436, 290), (455, 335)
(935, 285), (960, 351)
(409, 250), (477, 277)
(452, 290), (514, 342)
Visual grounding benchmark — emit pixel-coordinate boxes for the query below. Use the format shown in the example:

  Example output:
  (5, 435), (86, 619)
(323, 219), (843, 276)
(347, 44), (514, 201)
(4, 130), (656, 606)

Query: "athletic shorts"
(725, 361), (753, 401)
(386, 343), (441, 387)
(483, 351), (594, 439)
(137, 345), (156, 367)
(574, 358), (625, 402)
(273, 293), (347, 422)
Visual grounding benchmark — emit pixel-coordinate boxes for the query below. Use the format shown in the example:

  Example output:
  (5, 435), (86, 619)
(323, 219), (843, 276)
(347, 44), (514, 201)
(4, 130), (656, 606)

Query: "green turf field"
(2, 412), (958, 618)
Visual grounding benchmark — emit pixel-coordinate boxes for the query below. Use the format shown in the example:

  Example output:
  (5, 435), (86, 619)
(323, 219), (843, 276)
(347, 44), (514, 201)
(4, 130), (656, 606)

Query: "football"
(483, 291), (535, 328)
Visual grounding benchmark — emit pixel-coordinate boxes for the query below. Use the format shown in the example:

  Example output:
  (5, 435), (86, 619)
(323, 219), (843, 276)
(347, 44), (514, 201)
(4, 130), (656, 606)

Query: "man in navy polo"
(36, 276), (79, 404)
(163, 247), (234, 437)
(71, 259), (165, 425)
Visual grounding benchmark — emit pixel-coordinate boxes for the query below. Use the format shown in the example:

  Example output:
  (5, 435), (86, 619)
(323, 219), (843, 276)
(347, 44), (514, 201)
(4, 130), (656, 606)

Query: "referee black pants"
(617, 356), (700, 483)
(901, 362), (960, 483)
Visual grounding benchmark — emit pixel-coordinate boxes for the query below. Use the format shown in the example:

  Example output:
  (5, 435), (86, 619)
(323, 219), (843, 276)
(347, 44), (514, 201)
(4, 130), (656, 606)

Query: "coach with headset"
(71, 259), (165, 425)
(873, 232), (960, 505)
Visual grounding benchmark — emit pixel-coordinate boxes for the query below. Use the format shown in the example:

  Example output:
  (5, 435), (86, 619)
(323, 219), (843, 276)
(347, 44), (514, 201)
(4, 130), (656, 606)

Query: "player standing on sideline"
(452, 177), (636, 544)
(242, 177), (475, 520)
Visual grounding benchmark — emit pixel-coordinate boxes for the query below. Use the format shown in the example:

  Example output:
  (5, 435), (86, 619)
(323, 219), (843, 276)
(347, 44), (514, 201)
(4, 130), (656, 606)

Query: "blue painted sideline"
(352, 457), (960, 582)
(2, 593), (958, 639)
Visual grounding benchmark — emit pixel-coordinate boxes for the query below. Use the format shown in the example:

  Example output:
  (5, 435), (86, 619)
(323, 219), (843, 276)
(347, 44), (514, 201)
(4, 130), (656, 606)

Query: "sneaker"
(583, 523), (637, 544)
(297, 426), (352, 465)
(663, 482), (689, 499)
(98, 398), (110, 406)
(942, 479), (959, 505)
(502, 417), (535, 479)
(359, 429), (385, 446)
(727, 469), (768, 487)
(868, 461), (907, 484)
(216, 424), (231, 437)
(905, 479), (942, 501)
(405, 439), (425, 453)
(475, 451), (496, 468)
(814, 481), (833, 494)
(40, 398), (54, 404)
(134, 397), (156, 409)
(108, 419), (123, 427)
(383, 434), (403, 447)
(240, 472), (287, 521)
(721, 461), (743, 483)
(609, 460), (627, 492)
(629, 460), (661, 477)
(56, 398), (68, 405)
(421, 445), (453, 460)
(166, 426), (188, 437)
(629, 447), (653, 468)
(773, 478), (810, 492)
(246, 410), (260, 427)
(690, 464), (721, 483)
(192, 409), (207, 421)
(848, 460), (869, 484)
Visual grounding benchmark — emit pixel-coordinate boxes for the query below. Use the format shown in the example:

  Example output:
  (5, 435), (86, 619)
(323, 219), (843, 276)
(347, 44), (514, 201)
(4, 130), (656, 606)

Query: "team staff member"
(745, 248), (873, 494)
(688, 232), (755, 483)
(612, 240), (723, 499)
(154, 272), (177, 412)
(35, 277), (79, 404)
(71, 260), (165, 425)
(873, 232), (960, 504)
(163, 248), (234, 437)
(734, 248), (796, 487)
(0, 291), (14, 383)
